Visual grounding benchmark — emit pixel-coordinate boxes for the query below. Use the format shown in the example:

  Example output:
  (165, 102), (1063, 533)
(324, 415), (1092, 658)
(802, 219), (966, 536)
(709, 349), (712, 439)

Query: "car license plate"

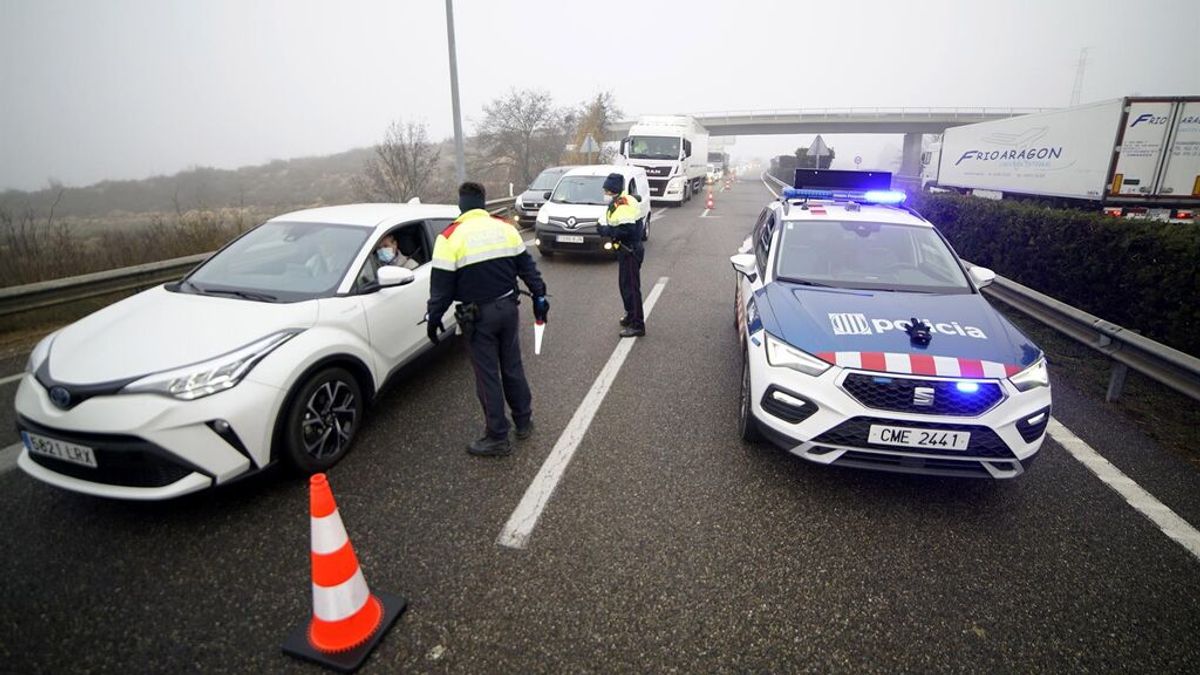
(557, 234), (585, 244)
(21, 431), (98, 468)
(867, 425), (971, 451)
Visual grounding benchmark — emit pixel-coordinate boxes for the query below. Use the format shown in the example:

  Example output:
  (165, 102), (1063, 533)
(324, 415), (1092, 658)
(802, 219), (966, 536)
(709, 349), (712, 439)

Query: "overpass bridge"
(609, 107), (1053, 178)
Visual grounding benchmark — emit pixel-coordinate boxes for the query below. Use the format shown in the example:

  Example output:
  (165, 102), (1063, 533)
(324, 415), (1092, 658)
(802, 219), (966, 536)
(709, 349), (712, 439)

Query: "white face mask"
(603, 194), (615, 205)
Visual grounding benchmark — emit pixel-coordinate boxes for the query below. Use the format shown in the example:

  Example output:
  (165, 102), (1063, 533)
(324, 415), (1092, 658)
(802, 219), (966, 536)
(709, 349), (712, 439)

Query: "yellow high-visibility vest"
(431, 209), (526, 271)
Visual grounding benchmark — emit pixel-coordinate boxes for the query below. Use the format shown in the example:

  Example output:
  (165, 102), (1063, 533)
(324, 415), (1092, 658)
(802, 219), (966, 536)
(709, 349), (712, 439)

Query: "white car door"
(356, 221), (438, 376)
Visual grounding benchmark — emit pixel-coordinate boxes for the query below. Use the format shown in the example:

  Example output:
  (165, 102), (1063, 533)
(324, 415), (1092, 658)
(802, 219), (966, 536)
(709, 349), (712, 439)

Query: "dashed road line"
(1049, 418), (1200, 562)
(497, 276), (670, 549)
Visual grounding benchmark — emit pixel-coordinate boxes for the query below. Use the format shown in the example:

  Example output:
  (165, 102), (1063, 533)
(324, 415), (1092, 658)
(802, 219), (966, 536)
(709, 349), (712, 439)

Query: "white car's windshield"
(774, 220), (972, 294)
(550, 176), (608, 205)
(183, 221), (370, 302)
(530, 168), (570, 191)
(628, 136), (680, 160)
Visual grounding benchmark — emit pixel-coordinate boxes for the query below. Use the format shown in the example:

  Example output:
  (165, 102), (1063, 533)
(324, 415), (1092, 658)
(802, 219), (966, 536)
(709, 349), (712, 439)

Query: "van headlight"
(1009, 357), (1049, 392)
(764, 333), (831, 376)
(537, 210), (549, 224)
(123, 330), (301, 400)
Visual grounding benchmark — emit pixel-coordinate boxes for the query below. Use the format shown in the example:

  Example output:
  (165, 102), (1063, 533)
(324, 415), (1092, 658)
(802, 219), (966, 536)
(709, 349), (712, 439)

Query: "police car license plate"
(21, 431), (98, 468)
(867, 425), (971, 451)
(556, 235), (585, 244)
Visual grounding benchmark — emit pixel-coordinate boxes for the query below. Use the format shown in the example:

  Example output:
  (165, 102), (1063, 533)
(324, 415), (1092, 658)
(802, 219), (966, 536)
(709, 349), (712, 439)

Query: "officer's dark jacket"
(427, 209), (545, 323)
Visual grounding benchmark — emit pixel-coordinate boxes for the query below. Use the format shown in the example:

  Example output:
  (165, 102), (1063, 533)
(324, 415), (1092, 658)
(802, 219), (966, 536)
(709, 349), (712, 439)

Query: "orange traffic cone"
(283, 474), (406, 673)
(706, 190), (715, 210)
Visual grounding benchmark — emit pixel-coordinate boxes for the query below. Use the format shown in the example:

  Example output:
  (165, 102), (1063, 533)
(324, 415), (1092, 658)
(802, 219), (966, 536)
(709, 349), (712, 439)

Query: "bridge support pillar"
(898, 132), (924, 183)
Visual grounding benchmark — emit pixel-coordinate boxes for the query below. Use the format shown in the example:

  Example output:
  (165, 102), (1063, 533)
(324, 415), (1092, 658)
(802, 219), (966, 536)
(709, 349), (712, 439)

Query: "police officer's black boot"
(619, 315), (631, 328)
(619, 325), (645, 338)
(468, 434), (513, 457)
(515, 419), (535, 440)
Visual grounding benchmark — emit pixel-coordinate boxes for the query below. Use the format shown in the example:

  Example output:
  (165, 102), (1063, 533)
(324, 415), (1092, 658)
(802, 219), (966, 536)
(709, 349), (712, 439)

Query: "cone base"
(283, 591), (407, 673)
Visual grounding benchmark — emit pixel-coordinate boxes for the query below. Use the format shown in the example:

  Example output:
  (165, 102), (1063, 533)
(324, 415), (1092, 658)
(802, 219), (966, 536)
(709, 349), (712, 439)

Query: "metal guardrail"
(0, 197), (518, 318)
(760, 171), (1200, 403)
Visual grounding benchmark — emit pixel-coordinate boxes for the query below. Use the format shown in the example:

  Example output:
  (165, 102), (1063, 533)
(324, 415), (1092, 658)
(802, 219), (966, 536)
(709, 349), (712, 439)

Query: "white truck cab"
(619, 115), (710, 206)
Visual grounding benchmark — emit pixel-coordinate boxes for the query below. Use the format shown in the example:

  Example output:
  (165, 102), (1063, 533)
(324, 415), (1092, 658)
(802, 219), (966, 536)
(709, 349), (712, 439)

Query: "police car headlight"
(765, 333), (830, 376)
(122, 330), (302, 400)
(1009, 357), (1049, 392)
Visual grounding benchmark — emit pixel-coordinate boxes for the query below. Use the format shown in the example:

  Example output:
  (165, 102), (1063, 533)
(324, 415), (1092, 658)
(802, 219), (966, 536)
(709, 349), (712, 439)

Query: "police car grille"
(813, 417), (1015, 459)
(842, 374), (1004, 416)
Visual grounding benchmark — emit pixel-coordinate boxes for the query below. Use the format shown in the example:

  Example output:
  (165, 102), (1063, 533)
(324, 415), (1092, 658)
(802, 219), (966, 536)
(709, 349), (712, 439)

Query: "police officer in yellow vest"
(427, 182), (549, 457)
(595, 173), (645, 337)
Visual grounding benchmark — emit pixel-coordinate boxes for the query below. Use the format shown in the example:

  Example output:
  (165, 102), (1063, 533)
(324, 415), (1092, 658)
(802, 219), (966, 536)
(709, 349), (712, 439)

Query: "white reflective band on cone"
(311, 510), (350, 555)
(312, 568), (371, 622)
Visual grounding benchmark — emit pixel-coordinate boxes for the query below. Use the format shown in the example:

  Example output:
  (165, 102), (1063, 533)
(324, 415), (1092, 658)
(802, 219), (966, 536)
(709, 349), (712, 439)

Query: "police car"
(732, 170), (1051, 478)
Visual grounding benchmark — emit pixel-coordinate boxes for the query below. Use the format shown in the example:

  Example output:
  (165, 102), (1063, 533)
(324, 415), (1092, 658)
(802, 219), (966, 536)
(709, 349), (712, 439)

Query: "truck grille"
(841, 373), (1004, 416)
(639, 165), (672, 178)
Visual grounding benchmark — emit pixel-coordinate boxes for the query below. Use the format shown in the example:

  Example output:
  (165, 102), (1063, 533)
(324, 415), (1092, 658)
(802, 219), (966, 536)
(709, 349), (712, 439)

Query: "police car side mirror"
(969, 266), (996, 289)
(730, 253), (757, 280)
(378, 266), (415, 288)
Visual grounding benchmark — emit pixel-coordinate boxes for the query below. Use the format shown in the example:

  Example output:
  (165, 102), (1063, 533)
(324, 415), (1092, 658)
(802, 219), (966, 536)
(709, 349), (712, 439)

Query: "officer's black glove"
(426, 315), (444, 344)
(533, 296), (549, 322)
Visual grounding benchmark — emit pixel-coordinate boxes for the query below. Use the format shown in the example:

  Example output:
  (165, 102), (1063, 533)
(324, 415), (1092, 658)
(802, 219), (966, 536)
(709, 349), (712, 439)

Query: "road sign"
(580, 134), (600, 155)
(808, 135), (830, 159)
(854, 155), (862, 166)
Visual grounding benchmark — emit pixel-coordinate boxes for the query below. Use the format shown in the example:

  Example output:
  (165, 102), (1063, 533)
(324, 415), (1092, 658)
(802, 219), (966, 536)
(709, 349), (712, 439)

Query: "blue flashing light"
(863, 190), (907, 204)
(781, 187), (906, 205)
(955, 381), (980, 393)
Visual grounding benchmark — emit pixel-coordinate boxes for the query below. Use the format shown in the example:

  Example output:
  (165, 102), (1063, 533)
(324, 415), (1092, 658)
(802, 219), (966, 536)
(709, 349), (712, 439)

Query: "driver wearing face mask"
(374, 234), (419, 270)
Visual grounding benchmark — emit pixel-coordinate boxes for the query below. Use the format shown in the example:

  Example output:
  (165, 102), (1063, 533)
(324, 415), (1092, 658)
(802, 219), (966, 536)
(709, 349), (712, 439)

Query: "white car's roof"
(563, 164), (647, 178)
(774, 199), (932, 228)
(270, 203), (461, 228)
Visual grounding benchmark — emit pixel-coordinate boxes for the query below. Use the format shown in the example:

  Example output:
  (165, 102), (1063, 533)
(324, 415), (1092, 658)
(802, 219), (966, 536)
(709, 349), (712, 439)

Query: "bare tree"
(565, 92), (623, 164)
(474, 89), (569, 187)
(353, 121), (443, 202)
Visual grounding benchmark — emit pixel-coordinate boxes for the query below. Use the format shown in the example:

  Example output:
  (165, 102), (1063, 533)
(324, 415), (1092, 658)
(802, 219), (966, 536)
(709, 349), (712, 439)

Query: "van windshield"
(628, 136), (681, 160)
(550, 176), (609, 205)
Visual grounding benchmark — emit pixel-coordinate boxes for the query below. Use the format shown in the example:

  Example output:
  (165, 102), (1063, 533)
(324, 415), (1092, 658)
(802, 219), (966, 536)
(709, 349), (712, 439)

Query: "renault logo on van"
(565, 217), (577, 229)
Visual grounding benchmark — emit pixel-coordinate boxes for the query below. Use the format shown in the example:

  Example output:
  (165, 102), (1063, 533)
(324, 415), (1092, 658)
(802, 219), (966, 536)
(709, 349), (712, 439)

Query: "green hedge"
(910, 192), (1200, 357)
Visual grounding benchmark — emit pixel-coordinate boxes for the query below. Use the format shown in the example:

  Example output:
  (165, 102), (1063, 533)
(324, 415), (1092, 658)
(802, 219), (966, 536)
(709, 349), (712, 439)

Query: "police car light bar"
(786, 169), (904, 205)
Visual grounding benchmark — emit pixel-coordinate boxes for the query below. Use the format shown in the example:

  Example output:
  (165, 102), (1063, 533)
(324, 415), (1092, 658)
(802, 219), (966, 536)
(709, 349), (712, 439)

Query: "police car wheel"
(281, 367), (363, 473)
(738, 351), (763, 443)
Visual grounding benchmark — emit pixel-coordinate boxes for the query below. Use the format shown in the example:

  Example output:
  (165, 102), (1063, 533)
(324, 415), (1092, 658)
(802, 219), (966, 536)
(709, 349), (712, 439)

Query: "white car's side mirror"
(378, 266), (415, 288)
(969, 266), (996, 289)
(730, 253), (757, 280)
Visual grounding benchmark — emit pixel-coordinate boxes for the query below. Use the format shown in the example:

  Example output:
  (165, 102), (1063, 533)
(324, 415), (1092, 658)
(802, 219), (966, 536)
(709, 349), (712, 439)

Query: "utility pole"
(1070, 47), (1088, 106)
(444, 0), (466, 183)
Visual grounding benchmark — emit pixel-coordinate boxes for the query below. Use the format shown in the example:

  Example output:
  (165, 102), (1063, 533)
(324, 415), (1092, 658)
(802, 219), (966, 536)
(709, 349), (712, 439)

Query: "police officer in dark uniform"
(427, 182), (549, 457)
(595, 173), (646, 337)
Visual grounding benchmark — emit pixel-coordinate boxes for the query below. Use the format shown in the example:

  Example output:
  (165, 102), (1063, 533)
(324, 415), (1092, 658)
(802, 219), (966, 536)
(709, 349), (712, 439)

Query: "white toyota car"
(16, 203), (463, 499)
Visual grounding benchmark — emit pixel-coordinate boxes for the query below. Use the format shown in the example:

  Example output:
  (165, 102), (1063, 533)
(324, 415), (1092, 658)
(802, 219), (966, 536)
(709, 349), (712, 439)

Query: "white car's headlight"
(536, 210), (549, 224)
(515, 195), (524, 208)
(26, 331), (59, 374)
(1009, 357), (1049, 392)
(764, 333), (831, 376)
(123, 330), (301, 400)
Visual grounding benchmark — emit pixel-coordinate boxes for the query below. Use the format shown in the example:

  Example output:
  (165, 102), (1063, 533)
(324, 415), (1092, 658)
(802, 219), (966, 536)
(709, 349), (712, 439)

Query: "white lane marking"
(760, 172), (781, 197)
(701, 209), (711, 218)
(1049, 418), (1200, 562)
(1, 442), (24, 475)
(0, 373), (23, 386)
(498, 277), (671, 549)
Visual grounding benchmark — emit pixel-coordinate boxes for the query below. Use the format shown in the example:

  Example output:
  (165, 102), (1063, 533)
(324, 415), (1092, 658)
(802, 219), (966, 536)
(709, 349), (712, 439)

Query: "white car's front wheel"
(281, 367), (364, 473)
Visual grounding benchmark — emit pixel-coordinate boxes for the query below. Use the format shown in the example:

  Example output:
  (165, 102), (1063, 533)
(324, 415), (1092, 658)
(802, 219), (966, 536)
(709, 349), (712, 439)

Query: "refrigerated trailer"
(922, 97), (1199, 219)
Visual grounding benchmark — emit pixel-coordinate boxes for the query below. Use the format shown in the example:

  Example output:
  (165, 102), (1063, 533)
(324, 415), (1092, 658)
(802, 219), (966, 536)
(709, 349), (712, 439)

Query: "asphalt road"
(2, 179), (1200, 673)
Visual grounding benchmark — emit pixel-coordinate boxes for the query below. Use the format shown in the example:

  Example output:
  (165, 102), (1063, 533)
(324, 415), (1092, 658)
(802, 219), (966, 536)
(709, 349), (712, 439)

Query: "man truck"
(618, 115), (710, 206)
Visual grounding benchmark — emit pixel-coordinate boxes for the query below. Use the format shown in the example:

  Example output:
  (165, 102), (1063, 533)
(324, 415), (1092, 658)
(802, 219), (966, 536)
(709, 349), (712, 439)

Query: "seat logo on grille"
(913, 386), (935, 407)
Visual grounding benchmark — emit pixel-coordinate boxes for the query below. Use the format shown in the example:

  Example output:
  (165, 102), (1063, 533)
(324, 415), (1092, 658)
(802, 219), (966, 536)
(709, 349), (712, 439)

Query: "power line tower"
(1070, 47), (1089, 106)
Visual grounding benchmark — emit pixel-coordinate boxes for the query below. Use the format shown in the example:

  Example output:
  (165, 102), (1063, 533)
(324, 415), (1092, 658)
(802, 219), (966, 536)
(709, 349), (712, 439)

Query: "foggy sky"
(1, 0), (1197, 190)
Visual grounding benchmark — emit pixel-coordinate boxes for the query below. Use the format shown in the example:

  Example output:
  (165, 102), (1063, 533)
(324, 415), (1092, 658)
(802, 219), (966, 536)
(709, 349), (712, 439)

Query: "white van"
(532, 165), (652, 257)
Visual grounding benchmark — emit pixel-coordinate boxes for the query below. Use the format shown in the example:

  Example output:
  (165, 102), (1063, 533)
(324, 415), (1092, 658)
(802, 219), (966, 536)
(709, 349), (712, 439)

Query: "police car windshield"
(550, 176), (609, 205)
(774, 220), (972, 294)
(183, 221), (370, 302)
(530, 168), (569, 191)
(628, 136), (680, 160)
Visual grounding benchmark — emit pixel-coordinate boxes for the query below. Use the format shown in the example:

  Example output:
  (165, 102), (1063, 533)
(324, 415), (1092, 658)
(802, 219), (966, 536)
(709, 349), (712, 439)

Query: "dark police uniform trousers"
(618, 241), (645, 329)
(466, 294), (532, 440)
